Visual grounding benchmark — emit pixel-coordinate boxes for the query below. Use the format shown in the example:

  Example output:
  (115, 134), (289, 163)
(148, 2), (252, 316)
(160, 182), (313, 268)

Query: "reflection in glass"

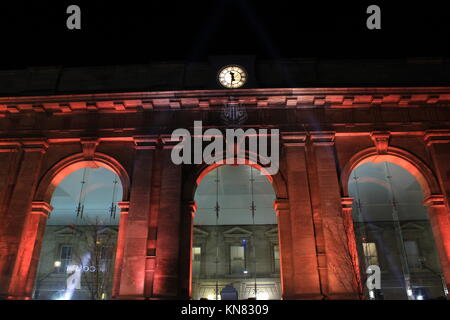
(33, 167), (122, 300)
(192, 165), (281, 300)
(349, 161), (447, 299)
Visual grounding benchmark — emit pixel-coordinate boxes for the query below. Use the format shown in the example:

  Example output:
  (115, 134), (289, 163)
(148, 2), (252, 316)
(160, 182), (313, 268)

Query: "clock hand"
(230, 71), (235, 83)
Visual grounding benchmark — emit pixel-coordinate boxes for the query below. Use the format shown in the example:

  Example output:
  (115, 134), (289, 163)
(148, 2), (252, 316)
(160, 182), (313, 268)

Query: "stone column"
(425, 131), (450, 205)
(0, 141), (21, 297)
(4, 140), (49, 299)
(424, 131), (450, 297)
(9, 202), (53, 299)
(282, 133), (322, 299)
(273, 199), (294, 299)
(341, 197), (363, 298)
(0, 141), (21, 218)
(311, 133), (359, 299)
(178, 201), (197, 299)
(152, 148), (183, 298)
(118, 137), (155, 299)
(112, 201), (130, 298)
(424, 195), (450, 297)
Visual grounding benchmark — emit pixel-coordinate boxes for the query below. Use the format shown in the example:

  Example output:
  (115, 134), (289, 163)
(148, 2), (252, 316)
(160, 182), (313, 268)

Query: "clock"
(218, 65), (247, 88)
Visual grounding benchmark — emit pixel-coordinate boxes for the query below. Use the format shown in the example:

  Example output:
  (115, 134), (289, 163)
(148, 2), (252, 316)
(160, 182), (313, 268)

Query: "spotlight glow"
(256, 291), (269, 300)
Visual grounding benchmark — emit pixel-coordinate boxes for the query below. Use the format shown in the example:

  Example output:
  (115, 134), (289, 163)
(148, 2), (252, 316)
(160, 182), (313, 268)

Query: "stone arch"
(9, 151), (130, 299)
(182, 151), (288, 203)
(179, 151), (288, 299)
(189, 163), (282, 300)
(341, 146), (441, 198)
(34, 152), (130, 204)
(341, 146), (449, 299)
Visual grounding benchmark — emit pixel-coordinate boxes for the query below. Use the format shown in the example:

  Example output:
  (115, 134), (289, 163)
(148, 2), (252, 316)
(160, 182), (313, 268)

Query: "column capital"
(370, 131), (390, 155)
(161, 135), (180, 150)
(281, 133), (307, 147)
(133, 136), (158, 150)
(31, 201), (53, 217)
(117, 201), (130, 215)
(273, 199), (289, 216)
(21, 139), (49, 153)
(310, 132), (335, 146)
(423, 195), (446, 207)
(341, 197), (354, 209)
(424, 130), (450, 147)
(184, 200), (198, 217)
(0, 140), (21, 152)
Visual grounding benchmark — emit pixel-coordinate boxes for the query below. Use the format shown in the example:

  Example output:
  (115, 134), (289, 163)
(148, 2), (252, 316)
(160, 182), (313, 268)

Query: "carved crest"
(221, 97), (247, 127)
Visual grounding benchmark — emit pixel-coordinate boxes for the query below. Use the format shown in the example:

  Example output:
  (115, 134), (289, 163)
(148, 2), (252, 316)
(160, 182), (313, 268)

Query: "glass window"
(362, 242), (379, 266)
(192, 247), (201, 277)
(193, 165), (281, 300)
(230, 245), (245, 274)
(349, 161), (446, 299)
(34, 167), (123, 300)
(99, 245), (113, 272)
(273, 245), (280, 273)
(100, 246), (113, 261)
(58, 245), (73, 273)
(404, 240), (421, 269)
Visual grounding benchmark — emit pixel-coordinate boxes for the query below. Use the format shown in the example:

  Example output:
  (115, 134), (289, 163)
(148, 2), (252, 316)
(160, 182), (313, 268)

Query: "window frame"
(229, 244), (247, 275)
(57, 244), (73, 273)
(362, 241), (379, 267)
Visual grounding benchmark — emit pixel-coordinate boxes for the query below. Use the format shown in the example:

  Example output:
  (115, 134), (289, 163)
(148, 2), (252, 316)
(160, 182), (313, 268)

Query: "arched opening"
(32, 165), (123, 300)
(348, 159), (447, 300)
(192, 165), (281, 300)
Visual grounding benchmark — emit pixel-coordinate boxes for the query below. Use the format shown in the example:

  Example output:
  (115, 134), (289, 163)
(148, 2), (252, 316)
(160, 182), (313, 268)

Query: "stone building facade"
(0, 60), (450, 300)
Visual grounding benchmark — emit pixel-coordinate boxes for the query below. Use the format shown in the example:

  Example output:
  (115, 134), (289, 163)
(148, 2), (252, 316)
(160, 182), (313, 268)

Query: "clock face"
(218, 65), (247, 88)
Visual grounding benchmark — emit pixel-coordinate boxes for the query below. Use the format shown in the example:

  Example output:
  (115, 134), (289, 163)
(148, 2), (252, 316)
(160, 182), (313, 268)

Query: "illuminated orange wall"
(0, 88), (449, 299)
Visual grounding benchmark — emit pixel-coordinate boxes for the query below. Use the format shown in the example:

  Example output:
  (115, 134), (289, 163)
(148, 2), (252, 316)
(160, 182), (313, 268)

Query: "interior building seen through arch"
(192, 165), (281, 300)
(33, 166), (123, 300)
(348, 160), (448, 300)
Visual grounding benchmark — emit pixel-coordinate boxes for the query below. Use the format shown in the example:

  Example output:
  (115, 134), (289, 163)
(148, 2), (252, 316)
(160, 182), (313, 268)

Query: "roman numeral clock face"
(218, 65), (247, 88)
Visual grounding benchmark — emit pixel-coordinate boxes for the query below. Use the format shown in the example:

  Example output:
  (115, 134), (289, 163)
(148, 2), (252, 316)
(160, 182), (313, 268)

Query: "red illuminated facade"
(0, 86), (450, 300)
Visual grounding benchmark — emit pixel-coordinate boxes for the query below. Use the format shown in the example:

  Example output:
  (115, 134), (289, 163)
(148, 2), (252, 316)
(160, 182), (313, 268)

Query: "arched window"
(192, 165), (281, 300)
(349, 160), (447, 300)
(33, 166), (123, 300)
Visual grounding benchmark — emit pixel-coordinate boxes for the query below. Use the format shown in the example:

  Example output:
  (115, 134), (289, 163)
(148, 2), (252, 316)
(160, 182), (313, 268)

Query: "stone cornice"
(1, 87), (450, 116)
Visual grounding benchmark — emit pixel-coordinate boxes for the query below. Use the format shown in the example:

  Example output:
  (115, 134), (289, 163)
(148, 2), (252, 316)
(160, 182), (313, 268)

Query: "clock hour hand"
(230, 71), (235, 83)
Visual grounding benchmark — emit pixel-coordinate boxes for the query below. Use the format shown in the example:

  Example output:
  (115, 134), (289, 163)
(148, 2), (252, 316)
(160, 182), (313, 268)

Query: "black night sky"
(1, 1), (450, 69)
